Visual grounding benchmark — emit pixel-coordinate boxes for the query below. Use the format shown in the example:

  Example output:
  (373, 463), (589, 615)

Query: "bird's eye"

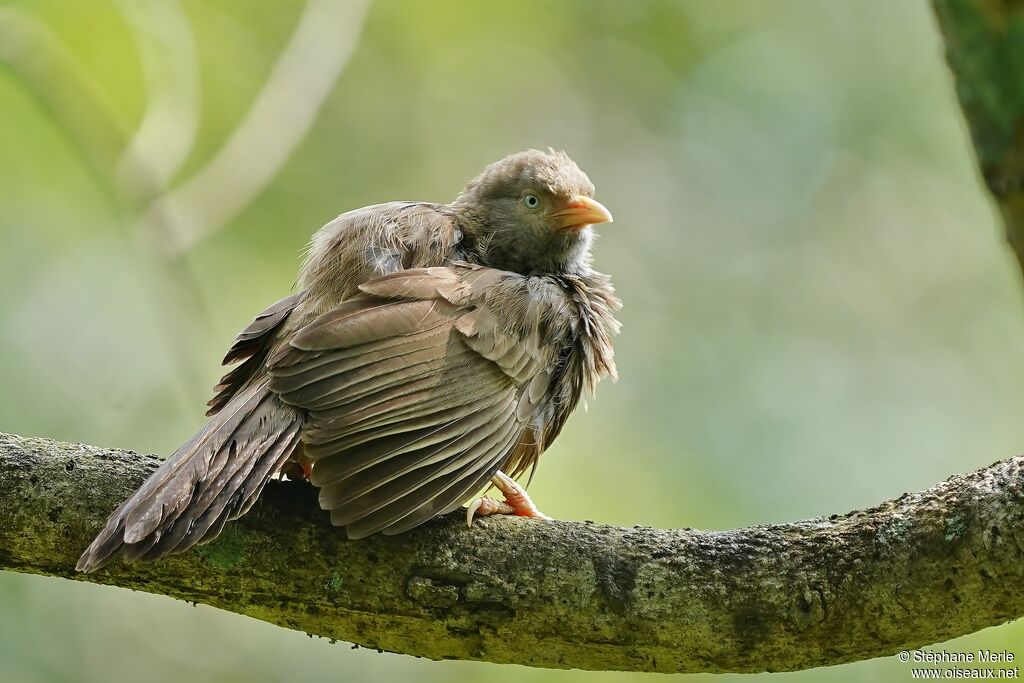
(523, 194), (540, 209)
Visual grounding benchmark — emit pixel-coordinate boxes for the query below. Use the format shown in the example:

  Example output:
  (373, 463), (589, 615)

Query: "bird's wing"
(206, 292), (304, 416)
(267, 265), (556, 538)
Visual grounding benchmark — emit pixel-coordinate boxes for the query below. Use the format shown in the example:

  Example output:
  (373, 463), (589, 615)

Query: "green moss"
(935, 0), (1024, 168)
(195, 525), (246, 570)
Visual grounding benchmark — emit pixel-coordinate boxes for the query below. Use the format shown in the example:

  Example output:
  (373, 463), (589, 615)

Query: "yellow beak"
(549, 196), (614, 232)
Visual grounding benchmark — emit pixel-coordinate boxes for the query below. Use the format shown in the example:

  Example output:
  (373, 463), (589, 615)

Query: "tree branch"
(2, 431), (1023, 673)
(932, 0), (1024, 276)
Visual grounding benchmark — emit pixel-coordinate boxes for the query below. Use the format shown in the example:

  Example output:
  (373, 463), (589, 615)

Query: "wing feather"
(333, 410), (520, 536)
(313, 391), (515, 499)
(269, 265), (561, 537)
(208, 292), (302, 415)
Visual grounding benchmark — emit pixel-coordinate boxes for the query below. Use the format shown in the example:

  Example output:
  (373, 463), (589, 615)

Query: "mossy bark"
(2, 432), (1023, 673)
(933, 0), (1024, 274)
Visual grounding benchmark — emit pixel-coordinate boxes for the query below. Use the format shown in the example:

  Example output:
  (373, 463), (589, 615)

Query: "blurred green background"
(2, 0), (1023, 681)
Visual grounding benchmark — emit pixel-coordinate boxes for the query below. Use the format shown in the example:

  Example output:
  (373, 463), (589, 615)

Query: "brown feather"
(269, 265), (597, 538)
(78, 150), (621, 572)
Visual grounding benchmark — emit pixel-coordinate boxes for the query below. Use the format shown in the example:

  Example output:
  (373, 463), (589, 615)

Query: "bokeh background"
(2, 0), (1023, 681)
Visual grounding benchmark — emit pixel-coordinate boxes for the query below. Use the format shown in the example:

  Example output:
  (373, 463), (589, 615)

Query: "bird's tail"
(76, 380), (302, 572)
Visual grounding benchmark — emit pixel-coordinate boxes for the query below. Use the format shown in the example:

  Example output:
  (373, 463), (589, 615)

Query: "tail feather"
(122, 385), (269, 543)
(76, 381), (302, 572)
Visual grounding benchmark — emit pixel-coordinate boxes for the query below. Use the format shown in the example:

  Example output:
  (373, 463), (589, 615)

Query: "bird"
(76, 149), (621, 572)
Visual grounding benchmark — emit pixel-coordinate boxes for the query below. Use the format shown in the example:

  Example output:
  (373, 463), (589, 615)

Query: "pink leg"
(466, 471), (551, 527)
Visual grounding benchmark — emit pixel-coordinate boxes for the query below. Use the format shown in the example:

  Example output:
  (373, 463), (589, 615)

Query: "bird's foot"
(466, 471), (551, 527)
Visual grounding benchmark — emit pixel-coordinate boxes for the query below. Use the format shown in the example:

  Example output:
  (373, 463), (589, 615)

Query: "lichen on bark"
(2, 432), (1024, 673)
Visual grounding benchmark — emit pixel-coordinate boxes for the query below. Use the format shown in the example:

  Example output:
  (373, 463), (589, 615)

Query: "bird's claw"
(465, 471), (551, 528)
(466, 496), (514, 527)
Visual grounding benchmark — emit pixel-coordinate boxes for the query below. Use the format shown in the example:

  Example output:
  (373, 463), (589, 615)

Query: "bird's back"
(298, 201), (466, 315)
(215, 202), (467, 418)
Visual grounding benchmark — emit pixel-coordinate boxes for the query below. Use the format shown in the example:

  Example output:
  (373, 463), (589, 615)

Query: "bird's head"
(453, 149), (613, 275)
